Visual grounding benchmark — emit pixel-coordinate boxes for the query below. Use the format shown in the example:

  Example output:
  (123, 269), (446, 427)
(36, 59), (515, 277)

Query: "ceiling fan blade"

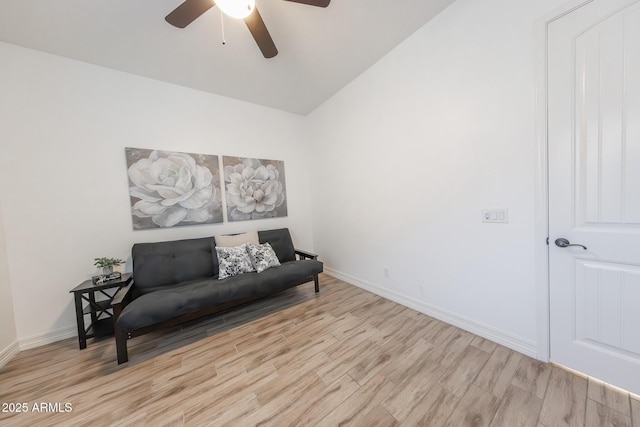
(283, 0), (330, 7)
(244, 7), (278, 58)
(165, 0), (215, 28)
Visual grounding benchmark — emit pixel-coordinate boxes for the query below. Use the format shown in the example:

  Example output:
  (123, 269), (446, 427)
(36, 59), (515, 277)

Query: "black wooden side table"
(69, 273), (132, 349)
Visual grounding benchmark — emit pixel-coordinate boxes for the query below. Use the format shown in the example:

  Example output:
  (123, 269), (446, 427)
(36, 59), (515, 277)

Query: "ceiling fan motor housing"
(165, 0), (331, 58)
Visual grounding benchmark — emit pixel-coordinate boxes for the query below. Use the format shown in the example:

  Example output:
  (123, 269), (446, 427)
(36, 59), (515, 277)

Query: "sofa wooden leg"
(115, 328), (129, 364)
(314, 275), (319, 293)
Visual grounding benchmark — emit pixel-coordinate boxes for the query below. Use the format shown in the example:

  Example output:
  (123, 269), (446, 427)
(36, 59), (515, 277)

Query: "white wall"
(307, 0), (566, 356)
(0, 0), (575, 360)
(0, 202), (18, 365)
(0, 42), (313, 347)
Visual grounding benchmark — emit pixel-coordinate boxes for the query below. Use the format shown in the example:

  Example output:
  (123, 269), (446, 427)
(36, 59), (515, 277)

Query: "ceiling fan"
(165, 0), (331, 58)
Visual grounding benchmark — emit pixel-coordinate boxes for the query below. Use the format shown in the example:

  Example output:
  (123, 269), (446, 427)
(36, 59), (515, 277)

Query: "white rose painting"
(125, 148), (223, 229)
(223, 156), (287, 222)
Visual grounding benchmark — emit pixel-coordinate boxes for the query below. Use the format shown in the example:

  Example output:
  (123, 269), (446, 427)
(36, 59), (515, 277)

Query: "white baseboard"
(0, 340), (20, 368)
(18, 325), (77, 351)
(324, 267), (538, 359)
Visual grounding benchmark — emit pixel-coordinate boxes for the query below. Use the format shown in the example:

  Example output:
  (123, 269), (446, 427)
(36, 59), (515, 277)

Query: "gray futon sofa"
(112, 228), (322, 364)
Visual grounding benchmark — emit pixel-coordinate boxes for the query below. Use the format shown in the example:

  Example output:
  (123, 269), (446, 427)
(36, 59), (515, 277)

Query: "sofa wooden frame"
(112, 249), (319, 364)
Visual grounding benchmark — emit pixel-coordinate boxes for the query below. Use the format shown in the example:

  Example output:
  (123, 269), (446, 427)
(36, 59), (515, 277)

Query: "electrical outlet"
(383, 267), (390, 278)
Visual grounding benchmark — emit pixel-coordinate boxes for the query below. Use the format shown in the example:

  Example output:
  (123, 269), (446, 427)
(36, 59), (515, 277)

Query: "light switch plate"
(482, 209), (509, 223)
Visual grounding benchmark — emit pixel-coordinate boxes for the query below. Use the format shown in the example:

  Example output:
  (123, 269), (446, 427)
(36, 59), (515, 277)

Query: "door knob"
(555, 238), (587, 250)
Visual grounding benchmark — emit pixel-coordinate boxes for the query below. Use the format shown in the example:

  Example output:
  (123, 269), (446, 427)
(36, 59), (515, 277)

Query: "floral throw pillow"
(247, 243), (281, 273)
(215, 244), (255, 280)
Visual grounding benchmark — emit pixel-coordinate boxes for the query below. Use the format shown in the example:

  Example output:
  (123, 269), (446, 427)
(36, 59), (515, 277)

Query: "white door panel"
(548, 0), (640, 395)
(576, 260), (640, 355)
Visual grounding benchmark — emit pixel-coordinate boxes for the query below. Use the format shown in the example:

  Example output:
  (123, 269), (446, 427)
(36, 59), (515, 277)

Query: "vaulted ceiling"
(0, 0), (455, 115)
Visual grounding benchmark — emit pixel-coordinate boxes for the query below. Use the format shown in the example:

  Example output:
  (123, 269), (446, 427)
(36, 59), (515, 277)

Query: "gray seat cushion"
(116, 259), (322, 332)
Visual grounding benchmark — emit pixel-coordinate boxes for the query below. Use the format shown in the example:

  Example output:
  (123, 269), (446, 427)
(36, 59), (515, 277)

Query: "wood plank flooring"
(1, 273), (638, 426)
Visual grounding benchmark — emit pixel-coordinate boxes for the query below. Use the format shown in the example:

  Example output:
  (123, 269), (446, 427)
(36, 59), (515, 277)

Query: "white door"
(548, 0), (640, 395)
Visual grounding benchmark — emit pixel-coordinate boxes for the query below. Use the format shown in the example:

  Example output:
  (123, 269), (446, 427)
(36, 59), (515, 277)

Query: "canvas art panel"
(125, 148), (223, 229)
(223, 156), (287, 222)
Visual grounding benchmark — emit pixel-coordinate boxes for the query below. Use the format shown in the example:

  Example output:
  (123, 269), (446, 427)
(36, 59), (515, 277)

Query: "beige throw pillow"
(215, 231), (259, 247)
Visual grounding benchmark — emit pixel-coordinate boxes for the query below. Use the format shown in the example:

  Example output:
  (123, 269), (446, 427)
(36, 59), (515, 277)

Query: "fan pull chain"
(220, 11), (226, 45)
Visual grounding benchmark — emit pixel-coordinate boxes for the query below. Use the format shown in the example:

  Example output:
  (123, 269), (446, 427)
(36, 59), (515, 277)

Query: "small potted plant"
(94, 257), (125, 274)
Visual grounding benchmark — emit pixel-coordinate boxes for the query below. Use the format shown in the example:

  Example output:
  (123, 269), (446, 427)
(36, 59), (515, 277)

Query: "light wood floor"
(1, 274), (638, 426)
